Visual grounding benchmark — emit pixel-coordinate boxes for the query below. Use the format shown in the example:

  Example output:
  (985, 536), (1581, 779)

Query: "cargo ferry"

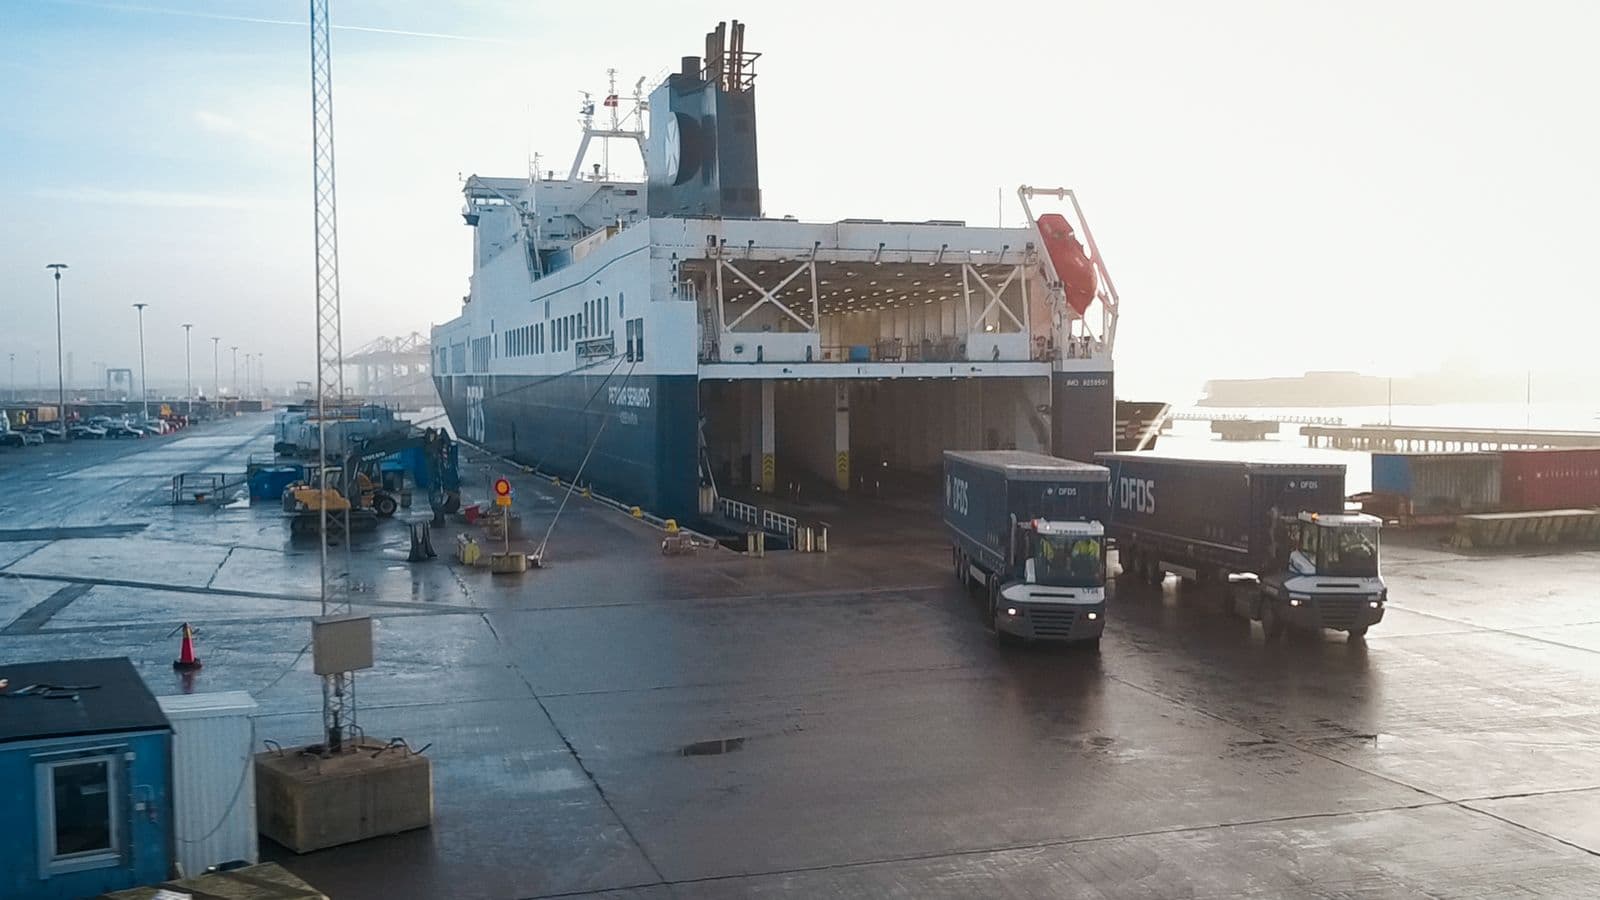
(433, 21), (1124, 523)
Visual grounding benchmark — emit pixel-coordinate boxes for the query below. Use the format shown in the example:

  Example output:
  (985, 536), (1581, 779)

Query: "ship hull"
(435, 372), (699, 519)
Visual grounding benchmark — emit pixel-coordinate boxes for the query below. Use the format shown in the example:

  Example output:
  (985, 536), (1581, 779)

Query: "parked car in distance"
(29, 425), (66, 441)
(69, 422), (108, 439)
(1, 426), (44, 447)
(91, 415), (144, 438)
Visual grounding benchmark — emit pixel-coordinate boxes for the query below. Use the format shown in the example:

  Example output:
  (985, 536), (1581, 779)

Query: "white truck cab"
(995, 518), (1107, 645)
(1263, 511), (1387, 638)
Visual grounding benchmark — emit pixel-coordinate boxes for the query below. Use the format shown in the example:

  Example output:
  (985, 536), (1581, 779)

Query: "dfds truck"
(944, 451), (1110, 647)
(1096, 453), (1387, 639)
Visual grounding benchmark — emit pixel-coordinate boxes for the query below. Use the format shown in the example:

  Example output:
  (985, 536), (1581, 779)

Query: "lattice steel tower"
(310, 0), (356, 752)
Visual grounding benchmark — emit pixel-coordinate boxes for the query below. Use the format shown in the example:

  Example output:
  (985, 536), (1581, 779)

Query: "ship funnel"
(682, 56), (700, 78)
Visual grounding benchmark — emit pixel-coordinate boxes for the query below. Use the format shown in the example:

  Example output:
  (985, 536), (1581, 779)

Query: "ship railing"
(816, 338), (969, 363)
(761, 508), (798, 541)
(718, 497), (798, 542)
(720, 497), (760, 527)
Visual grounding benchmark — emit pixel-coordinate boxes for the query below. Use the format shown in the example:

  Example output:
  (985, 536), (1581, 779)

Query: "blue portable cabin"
(0, 658), (173, 899)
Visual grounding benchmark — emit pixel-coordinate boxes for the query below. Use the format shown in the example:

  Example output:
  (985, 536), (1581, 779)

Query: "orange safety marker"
(172, 622), (203, 671)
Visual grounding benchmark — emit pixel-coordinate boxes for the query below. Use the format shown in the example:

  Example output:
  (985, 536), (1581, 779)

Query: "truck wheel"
(1260, 602), (1286, 641)
(953, 547), (965, 584)
(373, 493), (399, 517)
(1347, 625), (1369, 641)
(1146, 559), (1165, 586)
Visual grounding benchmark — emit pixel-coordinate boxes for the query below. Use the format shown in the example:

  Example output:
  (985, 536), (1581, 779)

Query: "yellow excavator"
(286, 466), (387, 536)
(284, 428), (458, 537)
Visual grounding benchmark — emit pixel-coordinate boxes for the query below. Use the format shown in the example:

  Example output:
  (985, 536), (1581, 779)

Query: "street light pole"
(231, 346), (239, 398)
(132, 303), (150, 422)
(182, 323), (194, 411)
(46, 263), (69, 439)
(7, 353), (14, 401)
(245, 352), (254, 399)
(211, 337), (221, 400)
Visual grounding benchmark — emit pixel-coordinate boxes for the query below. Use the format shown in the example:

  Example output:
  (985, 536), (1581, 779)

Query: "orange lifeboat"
(1036, 213), (1098, 316)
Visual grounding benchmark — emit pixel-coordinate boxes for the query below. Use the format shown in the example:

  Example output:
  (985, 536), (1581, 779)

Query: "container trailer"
(1096, 453), (1387, 639)
(944, 451), (1110, 647)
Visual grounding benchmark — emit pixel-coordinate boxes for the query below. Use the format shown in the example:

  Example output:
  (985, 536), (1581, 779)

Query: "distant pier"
(1210, 419), (1280, 441)
(1301, 424), (1600, 452)
(1173, 412), (1344, 426)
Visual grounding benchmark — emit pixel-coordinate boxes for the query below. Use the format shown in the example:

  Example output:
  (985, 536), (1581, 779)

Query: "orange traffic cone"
(172, 622), (202, 671)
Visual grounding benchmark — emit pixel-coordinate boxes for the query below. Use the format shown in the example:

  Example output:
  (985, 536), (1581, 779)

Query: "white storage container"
(157, 691), (260, 876)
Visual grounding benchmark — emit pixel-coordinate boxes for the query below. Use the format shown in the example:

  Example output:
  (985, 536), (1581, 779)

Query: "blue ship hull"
(435, 372), (700, 520)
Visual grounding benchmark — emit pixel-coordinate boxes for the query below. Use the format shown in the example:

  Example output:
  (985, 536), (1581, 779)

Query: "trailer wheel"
(1116, 548), (1138, 580)
(1145, 557), (1165, 586)
(1260, 602), (1286, 641)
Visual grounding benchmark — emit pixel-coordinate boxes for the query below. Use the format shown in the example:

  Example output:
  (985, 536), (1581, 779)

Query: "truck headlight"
(1368, 600), (1380, 609)
(1289, 598), (1302, 607)
(1086, 612), (1098, 621)
(1005, 607), (1018, 617)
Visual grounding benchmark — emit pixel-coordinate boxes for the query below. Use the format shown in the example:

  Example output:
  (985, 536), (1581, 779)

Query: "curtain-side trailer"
(944, 451), (1110, 647)
(1096, 453), (1387, 639)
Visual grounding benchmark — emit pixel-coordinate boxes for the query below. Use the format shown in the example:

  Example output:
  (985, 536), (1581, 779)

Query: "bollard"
(408, 521), (437, 561)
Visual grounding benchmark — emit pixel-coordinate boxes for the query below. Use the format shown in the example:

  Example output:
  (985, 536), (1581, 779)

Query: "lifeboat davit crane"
(1018, 186), (1120, 356)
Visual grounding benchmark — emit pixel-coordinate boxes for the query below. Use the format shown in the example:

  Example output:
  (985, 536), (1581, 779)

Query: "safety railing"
(171, 472), (246, 504)
(720, 497), (761, 527)
(761, 508), (798, 540)
(817, 337), (969, 363)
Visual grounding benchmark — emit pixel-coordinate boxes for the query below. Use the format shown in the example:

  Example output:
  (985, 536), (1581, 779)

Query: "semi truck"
(1095, 453), (1387, 639)
(944, 450), (1110, 647)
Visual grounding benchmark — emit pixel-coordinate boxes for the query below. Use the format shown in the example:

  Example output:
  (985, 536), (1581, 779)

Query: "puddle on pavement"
(681, 737), (746, 757)
(527, 768), (588, 793)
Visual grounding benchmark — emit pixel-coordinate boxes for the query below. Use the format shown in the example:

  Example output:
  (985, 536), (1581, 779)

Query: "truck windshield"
(1317, 525), (1380, 577)
(1036, 534), (1104, 587)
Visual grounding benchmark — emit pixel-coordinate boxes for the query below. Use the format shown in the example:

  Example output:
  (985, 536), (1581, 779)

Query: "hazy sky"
(2, 0), (1596, 400)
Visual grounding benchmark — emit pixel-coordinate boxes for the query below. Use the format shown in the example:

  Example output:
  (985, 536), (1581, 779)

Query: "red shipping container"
(1500, 448), (1600, 511)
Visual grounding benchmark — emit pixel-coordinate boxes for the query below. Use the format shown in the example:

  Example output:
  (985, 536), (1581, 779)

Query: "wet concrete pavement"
(4, 414), (1600, 897)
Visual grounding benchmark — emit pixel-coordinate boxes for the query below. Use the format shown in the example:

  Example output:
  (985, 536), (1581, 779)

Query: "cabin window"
(1299, 524), (1319, 557)
(36, 754), (122, 876)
